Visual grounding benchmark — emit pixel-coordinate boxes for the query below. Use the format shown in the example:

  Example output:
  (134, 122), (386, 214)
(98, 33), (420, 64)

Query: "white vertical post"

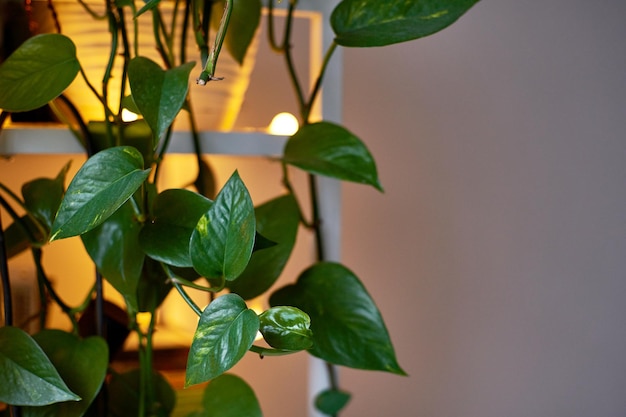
(305, 0), (343, 416)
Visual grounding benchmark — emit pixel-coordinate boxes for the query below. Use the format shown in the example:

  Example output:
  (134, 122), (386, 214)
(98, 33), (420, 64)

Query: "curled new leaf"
(331, 0), (480, 47)
(259, 306), (313, 351)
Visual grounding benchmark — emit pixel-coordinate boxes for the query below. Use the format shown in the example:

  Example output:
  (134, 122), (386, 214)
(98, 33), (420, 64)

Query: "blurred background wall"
(339, 0), (626, 416)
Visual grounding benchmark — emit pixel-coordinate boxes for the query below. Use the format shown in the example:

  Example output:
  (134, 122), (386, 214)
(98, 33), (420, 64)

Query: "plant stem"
(277, 2), (344, 407)
(0, 213), (13, 327)
(197, 0), (232, 84)
(303, 41), (338, 123)
(172, 279), (203, 316)
(266, 0), (283, 53)
(282, 0), (307, 115)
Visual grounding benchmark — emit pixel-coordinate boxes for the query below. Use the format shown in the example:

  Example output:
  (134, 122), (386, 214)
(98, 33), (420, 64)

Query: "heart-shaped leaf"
(259, 306), (313, 351)
(186, 294), (259, 386)
(0, 326), (80, 406)
(50, 146), (150, 241)
(3, 215), (45, 258)
(0, 34), (79, 112)
(283, 122), (382, 191)
(315, 389), (351, 416)
(107, 369), (175, 417)
(128, 57), (195, 140)
(23, 330), (108, 417)
(331, 0), (480, 47)
(86, 120), (154, 165)
(22, 162), (70, 234)
(270, 262), (406, 375)
(139, 189), (213, 267)
(227, 194), (299, 299)
(81, 200), (145, 313)
(190, 171), (255, 281)
(137, 257), (173, 312)
(199, 374), (262, 417)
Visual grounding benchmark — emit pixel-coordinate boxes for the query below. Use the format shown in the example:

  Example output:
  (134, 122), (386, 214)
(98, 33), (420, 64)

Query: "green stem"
(249, 344), (301, 357)
(163, 265), (204, 316)
(0, 191), (47, 248)
(197, 0), (232, 84)
(282, 0), (306, 114)
(152, 8), (174, 68)
(303, 41), (338, 123)
(281, 162), (314, 228)
(266, 0), (283, 53)
(172, 279), (203, 316)
(117, 6), (132, 116)
(0, 213), (13, 327)
(278, 1), (343, 406)
(191, 0), (209, 67)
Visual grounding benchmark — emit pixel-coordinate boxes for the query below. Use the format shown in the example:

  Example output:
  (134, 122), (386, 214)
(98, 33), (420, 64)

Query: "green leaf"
(3, 215), (45, 258)
(107, 369), (175, 417)
(86, 120), (154, 165)
(331, 0), (480, 47)
(81, 201), (144, 313)
(23, 331), (108, 417)
(259, 306), (313, 351)
(186, 294), (259, 386)
(270, 262), (406, 375)
(50, 146), (150, 241)
(283, 122), (382, 191)
(134, 0), (161, 17)
(227, 194), (299, 299)
(137, 257), (173, 312)
(0, 326), (81, 406)
(139, 189), (213, 267)
(193, 159), (217, 200)
(212, 0), (262, 65)
(0, 34), (79, 112)
(128, 57), (195, 140)
(315, 389), (351, 416)
(22, 162), (70, 233)
(199, 374), (262, 417)
(190, 171), (255, 281)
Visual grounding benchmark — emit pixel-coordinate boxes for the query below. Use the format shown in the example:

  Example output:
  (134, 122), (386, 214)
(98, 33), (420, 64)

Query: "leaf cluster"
(0, 0), (480, 416)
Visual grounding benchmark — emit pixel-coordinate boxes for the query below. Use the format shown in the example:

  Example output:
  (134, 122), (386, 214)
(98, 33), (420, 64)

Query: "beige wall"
(339, 0), (626, 416)
(3, 1), (626, 416)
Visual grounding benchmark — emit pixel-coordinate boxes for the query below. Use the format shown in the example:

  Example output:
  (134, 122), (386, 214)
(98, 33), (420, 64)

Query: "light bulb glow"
(121, 108), (139, 122)
(268, 112), (299, 136)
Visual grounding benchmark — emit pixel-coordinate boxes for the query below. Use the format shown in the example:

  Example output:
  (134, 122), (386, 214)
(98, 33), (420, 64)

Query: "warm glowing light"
(248, 297), (265, 341)
(121, 108), (139, 122)
(136, 312), (152, 333)
(268, 112), (299, 136)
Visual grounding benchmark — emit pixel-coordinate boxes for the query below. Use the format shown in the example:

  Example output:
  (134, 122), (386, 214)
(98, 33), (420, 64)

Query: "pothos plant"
(0, 0), (480, 416)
